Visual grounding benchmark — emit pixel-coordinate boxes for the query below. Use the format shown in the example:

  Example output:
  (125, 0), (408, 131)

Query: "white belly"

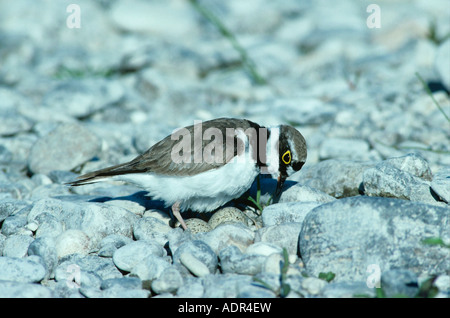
(112, 155), (259, 212)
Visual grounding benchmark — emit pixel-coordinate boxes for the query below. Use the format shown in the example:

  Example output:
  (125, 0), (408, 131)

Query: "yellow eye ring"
(282, 150), (291, 165)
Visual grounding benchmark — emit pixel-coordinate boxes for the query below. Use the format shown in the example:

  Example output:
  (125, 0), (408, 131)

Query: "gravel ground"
(0, 0), (449, 298)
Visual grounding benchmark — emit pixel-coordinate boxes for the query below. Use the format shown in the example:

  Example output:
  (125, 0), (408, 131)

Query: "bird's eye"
(282, 150), (291, 165)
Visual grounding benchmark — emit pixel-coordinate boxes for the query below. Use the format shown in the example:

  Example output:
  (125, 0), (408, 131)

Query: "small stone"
(179, 252), (210, 277)
(113, 240), (166, 272)
(173, 240), (218, 275)
(0, 256), (46, 283)
(255, 223), (301, 255)
(301, 277), (327, 295)
(279, 183), (336, 204)
(151, 267), (183, 294)
(101, 277), (143, 290)
(55, 230), (92, 258)
(245, 242), (282, 256)
(97, 234), (133, 258)
(2, 234), (34, 258)
(27, 123), (101, 175)
(380, 269), (419, 298)
(27, 236), (58, 279)
(184, 218), (211, 234)
(0, 281), (53, 298)
(219, 245), (266, 275)
(196, 222), (255, 254)
(131, 254), (171, 282)
(262, 202), (321, 227)
(431, 167), (450, 203)
(133, 216), (173, 246)
(208, 207), (247, 229)
(321, 282), (376, 298)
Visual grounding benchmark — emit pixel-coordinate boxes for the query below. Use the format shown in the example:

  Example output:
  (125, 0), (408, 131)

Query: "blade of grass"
(415, 72), (450, 123)
(189, 0), (267, 85)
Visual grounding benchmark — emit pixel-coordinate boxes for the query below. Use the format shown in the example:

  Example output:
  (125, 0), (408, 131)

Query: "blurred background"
(0, 0), (449, 177)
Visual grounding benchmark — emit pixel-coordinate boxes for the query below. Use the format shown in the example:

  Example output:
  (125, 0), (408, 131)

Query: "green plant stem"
(415, 72), (450, 123)
(189, 0), (266, 85)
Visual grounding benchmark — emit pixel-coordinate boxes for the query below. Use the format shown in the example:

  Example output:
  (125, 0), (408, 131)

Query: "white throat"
(262, 126), (280, 179)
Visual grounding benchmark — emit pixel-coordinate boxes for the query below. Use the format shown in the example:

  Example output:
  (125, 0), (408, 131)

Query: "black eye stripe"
(292, 161), (305, 171)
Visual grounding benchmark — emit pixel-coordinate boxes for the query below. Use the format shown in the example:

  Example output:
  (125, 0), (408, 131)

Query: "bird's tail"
(66, 162), (143, 186)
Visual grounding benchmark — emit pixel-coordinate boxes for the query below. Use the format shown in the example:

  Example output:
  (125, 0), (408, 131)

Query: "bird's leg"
(172, 201), (187, 230)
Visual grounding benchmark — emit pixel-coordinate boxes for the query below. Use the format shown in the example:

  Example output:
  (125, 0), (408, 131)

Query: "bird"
(67, 118), (307, 230)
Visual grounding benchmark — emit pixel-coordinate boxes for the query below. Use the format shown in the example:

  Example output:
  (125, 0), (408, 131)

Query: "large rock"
(28, 123), (101, 175)
(290, 159), (376, 198)
(299, 196), (450, 282)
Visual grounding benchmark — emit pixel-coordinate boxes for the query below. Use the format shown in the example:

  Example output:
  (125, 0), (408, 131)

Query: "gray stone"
(27, 123), (101, 175)
(279, 183), (336, 204)
(2, 234), (34, 258)
(42, 79), (125, 119)
(255, 223), (301, 255)
(383, 153), (433, 181)
(262, 202), (321, 227)
(101, 276), (143, 290)
(151, 267), (183, 294)
(113, 240), (166, 272)
(0, 281), (53, 298)
(196, 223), (255, 254)
(219, 245), (266, 275)
(133, 216), (173, 246)
(29, 198), (137, 248)
(201, 274), (254, 298)
(35, 213), (64, 238)
(299, 196), (450, 282)
(173, 240), (218, 275)
(0, 256), (46, 283)
(1, 214), (27, 236)
(291, 159), (376, 198)
(363, 163), (439, 205)
(380, 269), (419, 297)
(176, 276), (204, 298)
(245, 242), (283, 256)
(131, 254), (171, 282)
(27, 236), (58, 279)
(98, 234), (133, 258)
(179, 252), (210, 277)
(431, 167), (450, 203)
(0, 199), (29, 223)
(55, 254), (122, 282)
(321, 281), (376, 298)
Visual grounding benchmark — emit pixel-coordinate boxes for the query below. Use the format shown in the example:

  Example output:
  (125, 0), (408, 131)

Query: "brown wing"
(68, 118), (261, 186)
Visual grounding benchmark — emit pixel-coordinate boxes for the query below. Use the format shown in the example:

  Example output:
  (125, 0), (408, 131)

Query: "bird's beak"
(275, 175), (286, 197)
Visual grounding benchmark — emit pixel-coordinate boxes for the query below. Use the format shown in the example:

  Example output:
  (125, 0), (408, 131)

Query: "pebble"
(172, 240), (218, 275)
(0, 281), (53, 298)
(2, 234), (34, 258)
(261, 202), (321, 227)
(130, 254), (171, 282)
(380, 269), (419, 298)
(219, 245), (266, 275)
(299, 196), (450, 282)
(27, 123), (101, 175)
(431, 167), (450, 203)
(112, 240), (166, 272)
(151, 267), (183, 295)
(179, 252), (211, 277)
(0, 256), (47, 283)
